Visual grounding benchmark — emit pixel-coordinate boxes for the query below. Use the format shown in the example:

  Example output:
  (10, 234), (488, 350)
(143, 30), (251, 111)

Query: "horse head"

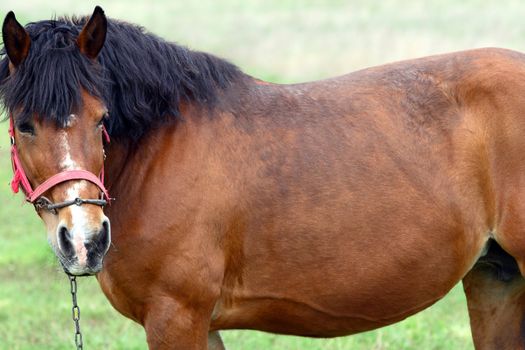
(2, 7), (111, 276)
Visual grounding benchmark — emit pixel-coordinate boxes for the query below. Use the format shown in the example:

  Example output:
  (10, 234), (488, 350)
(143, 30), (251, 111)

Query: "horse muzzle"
(57, 217), (111, 276)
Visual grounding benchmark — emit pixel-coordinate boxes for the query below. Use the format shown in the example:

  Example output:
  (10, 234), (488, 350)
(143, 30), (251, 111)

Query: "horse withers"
(2, 6), (525, 350)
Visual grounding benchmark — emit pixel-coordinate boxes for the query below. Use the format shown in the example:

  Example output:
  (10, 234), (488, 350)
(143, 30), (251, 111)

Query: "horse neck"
(102, 98), (235, 208)
(103, 122), (179, 201)
(102, 75), (259, 201)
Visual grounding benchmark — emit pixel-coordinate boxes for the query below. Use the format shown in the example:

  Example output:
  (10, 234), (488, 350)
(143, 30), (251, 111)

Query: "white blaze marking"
(59, 130), (78, 170)
(58, 126), (88, 264)
(54, 115), (109, 271)
(59, 114), (80, 170)
(66, 182), (90, 266)
(64, 114), (76, 128)
(57, 126), (89, 266)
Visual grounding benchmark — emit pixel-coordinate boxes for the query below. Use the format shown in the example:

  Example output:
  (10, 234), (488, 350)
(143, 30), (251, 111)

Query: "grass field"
(1, 0), (523, 348)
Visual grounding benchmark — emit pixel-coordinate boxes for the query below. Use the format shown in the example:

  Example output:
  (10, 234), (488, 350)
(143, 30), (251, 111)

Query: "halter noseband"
(9, 115), (111, 214)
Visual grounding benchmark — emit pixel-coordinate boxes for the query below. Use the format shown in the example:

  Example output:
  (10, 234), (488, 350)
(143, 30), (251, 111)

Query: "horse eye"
(18, 122), (35, 135)
(98, 112), (109, 127)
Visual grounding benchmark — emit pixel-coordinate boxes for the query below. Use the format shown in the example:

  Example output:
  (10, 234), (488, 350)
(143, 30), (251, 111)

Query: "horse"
(2, 6), (525, 349)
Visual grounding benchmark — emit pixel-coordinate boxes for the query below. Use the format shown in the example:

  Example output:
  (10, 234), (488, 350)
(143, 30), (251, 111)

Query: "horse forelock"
(0, 17), (106, 129)
(0, 15), (244, 141)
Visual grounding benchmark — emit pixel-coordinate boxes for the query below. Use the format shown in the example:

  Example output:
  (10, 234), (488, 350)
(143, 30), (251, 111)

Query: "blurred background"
(1, 0), (523, 348)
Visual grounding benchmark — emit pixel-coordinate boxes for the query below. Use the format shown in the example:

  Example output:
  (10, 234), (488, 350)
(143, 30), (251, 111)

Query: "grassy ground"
(1, 0), (522, 348)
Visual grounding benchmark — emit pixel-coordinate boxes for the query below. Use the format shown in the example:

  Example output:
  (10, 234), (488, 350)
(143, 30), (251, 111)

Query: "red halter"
(9, 115), (111, 208)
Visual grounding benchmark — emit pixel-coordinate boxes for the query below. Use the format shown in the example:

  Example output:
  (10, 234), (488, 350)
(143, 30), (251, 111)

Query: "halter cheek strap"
(9, 117), (33, 196)
(8, 115), (111, 209)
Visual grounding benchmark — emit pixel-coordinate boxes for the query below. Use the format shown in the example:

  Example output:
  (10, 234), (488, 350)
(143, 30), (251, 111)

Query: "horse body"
(4, 7), (525, 348)
(97, 48), (523, 347)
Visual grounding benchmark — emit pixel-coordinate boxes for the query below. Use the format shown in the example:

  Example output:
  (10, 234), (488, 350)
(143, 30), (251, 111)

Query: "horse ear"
(77, 6), (107, 60)
(2, 11), (30, 67)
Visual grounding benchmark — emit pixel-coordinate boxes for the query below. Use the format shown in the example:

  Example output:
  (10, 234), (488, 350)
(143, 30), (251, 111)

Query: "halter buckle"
(34, 196), (57, 215)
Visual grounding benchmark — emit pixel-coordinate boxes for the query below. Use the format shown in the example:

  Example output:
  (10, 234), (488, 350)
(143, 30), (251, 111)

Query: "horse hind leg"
(463, 240), (525, 349)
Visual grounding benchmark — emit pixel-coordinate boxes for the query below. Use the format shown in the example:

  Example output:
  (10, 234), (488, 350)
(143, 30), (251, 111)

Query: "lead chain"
(69, 275), (83, 349)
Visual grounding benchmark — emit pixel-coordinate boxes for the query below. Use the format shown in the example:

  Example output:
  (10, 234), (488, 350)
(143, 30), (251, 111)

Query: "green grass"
(0, 0), (519, 348)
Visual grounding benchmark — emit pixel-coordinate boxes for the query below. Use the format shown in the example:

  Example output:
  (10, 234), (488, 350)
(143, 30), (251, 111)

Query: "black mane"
(0, 16), (243, 140)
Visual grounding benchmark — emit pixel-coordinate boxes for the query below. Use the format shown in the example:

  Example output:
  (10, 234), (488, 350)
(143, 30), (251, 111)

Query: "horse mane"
(0, 16), (243, 140)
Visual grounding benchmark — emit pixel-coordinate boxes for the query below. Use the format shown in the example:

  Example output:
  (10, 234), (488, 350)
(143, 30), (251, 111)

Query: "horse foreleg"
(144, 298), (215, 350)
(463, 264), (525, 349)
(208, 331), (226, 350)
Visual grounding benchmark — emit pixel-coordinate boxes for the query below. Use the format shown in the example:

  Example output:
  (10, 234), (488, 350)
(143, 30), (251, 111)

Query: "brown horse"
(2, 6), (525, 349)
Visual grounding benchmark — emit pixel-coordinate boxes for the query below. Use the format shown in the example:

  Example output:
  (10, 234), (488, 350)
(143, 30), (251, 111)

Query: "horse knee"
(208, 331), (226, 350)
(144, 300), (212, 350)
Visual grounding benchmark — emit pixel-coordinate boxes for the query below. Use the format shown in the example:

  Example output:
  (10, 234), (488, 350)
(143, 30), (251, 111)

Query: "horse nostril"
(97, 220), (111, 254)
(57, 225), (75, 257)
(85, 219), (111, 271)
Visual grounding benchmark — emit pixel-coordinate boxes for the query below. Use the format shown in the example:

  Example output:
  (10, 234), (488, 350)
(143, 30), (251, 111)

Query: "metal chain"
(69, 275), (84, 350)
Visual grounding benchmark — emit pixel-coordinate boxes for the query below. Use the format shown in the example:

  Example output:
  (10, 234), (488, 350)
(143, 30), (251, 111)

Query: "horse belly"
(211, 220), (487, 336)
